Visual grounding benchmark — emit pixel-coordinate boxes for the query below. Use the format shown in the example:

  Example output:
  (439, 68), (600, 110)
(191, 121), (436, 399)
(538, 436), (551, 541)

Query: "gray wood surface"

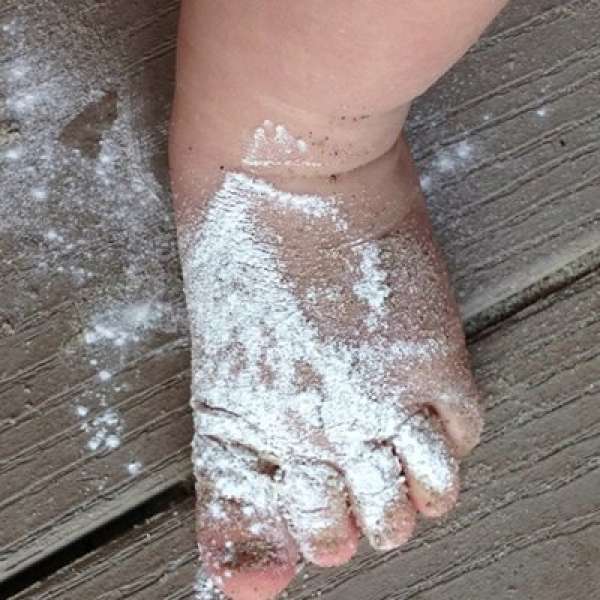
(1, 0), (599, 589)
(15, 267), (600, 599)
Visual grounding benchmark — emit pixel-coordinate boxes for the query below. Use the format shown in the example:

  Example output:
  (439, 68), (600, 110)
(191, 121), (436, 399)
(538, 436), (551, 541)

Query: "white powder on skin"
(352, 242), (391, 331)
(395, 415), (455, 493)
(195, 568), (224, 600)
(210, 174), (347, 231)
(243, 120), (321, 169)
(183, 171), (456, 559)
(344, 448), (405, 548)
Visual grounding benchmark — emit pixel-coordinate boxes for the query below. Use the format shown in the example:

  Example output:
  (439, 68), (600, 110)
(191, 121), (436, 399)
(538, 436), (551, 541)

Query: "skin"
(169, 2), (510, 599)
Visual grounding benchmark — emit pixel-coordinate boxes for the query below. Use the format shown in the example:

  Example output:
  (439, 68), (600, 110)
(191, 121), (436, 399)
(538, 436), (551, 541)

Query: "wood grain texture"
(1, 0), (599, 585)
(408, 0), (600, 321)
(14, 268), (600, 600)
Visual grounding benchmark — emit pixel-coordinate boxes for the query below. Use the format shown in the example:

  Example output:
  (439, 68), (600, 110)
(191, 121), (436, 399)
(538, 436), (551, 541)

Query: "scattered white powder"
(127, 461), (143, 476)
(6, 91), (38, 114)
(536, 107), (547, 117)
(75, 405), (89, 417)
(83, 408), (123, 452)
(420, 138), (478, 194)
(45, 229), (63, 242)
(184, 172), (453, 558)
(243, 120), (321, 169)
(435, 141), (474, 173)
(98, 370), (112, 382)
(105, 434), (121, 449)
(9, 64), (29, 81)
(194, 568), (224, 600)
(279, 463), (347, 557)
(30, 186), (48, 201)
(1, 13), (186, 362)
(455, 140), (473, 160)
(434, 153), (456, 173)
(352, 242), (391, 331)
(83, 301), (169, 347)
(4, 146), (24, 161)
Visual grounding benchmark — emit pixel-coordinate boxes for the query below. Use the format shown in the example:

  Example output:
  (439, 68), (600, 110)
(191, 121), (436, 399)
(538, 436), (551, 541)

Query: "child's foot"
(177, 141), (482, 600)
(170, 2), (507, 599)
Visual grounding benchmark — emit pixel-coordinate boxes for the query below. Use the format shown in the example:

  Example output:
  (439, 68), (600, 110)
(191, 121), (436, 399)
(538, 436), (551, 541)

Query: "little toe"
(393, 414), (459, 518)
(344, 446), (416, 550)
(279, 462), (359, 567)
(432, 386), (484, 457)
(195, 438), (298, 600)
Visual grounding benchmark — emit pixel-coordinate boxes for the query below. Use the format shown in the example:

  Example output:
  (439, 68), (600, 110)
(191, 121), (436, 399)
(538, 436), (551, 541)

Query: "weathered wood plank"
(1, 0), (599, 584)
(407, 0), (600, 319)
(13, 266), (600, 600)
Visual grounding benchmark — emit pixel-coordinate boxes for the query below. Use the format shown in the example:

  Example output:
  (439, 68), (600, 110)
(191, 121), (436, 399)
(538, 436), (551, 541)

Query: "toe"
(344, 446), (416, 550)
(393, 414), (459, 518)
(197, 516), (298, 600)
(194, 438), (298, 600)
(432, 382), (484, 458)
(279, 462), (359, 567)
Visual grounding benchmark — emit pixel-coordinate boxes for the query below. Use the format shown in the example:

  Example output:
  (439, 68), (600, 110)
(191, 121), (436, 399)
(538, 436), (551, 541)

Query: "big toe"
(195, 438), (299, 600)
(198, 520), (298, 600)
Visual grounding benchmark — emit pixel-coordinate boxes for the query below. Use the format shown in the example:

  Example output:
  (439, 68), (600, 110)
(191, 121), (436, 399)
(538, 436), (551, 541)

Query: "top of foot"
(179, 141), (482, 600)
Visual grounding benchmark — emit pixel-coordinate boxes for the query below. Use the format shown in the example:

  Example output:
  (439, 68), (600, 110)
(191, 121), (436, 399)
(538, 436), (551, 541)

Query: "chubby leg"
(170, 2), (509, 599)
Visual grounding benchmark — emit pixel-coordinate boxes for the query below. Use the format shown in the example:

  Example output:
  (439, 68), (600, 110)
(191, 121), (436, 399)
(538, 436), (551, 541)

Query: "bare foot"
(170, 2), (508, 599)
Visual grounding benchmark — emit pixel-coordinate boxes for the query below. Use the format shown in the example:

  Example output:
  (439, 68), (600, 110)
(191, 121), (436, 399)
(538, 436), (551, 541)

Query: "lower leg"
(170, 2), (509, 600)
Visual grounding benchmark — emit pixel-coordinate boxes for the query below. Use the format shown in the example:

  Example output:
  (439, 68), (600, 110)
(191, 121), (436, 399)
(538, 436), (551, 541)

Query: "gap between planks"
(8, 264), (600, 600)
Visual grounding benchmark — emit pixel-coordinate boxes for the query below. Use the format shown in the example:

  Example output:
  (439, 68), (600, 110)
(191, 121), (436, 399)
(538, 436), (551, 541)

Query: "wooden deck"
(1, 1), (599, 598)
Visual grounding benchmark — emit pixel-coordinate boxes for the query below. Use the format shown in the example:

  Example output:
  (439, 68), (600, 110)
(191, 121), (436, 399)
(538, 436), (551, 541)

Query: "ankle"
(170, 88), (409, 186)
(172, 130), (424, 257)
